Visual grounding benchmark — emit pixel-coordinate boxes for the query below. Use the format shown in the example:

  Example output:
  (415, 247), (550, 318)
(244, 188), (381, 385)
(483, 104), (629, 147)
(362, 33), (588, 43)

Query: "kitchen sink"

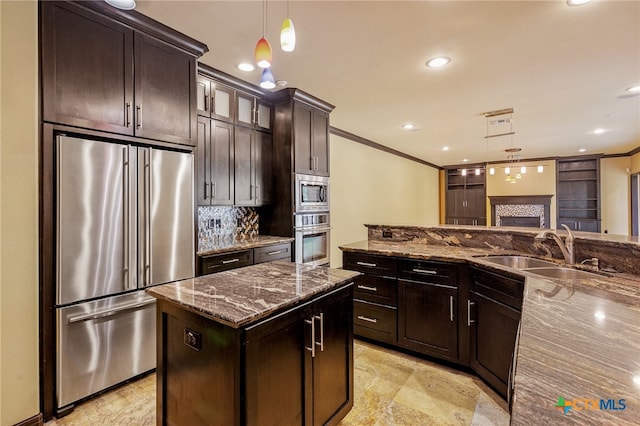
(523, 267), (603, 280)
(480, 255), (558, 269)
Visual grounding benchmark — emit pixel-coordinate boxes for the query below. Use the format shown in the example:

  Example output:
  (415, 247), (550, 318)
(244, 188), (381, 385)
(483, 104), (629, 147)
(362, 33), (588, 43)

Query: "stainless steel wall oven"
(294, 212), (331, 266)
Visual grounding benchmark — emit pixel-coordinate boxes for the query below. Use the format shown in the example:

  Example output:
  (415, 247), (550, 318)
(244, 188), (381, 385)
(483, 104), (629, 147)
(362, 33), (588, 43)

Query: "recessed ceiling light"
(462, 158), (469, 163)
(593, 128), (606, 134)
(567, 0), (592, 5)
(105, 0), (136, 10)
(402, 123), (416, 130)
(442, 146), (450, 151)
(426, 57), (451, 68)
(238, 63), (255, 72)
(578, 148), (587, 152)
(627, 85), (640, 93)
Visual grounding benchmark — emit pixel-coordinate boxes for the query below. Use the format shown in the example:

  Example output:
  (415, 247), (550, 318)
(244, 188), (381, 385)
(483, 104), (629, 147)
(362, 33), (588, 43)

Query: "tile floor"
(46, 340), (509, 425)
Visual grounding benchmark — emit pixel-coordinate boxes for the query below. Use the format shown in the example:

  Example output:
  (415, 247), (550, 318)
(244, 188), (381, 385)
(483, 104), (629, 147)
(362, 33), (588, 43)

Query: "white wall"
(601, 157), (631, 235)
(330, 135), (440, 267)
(0, 1), (40, 424)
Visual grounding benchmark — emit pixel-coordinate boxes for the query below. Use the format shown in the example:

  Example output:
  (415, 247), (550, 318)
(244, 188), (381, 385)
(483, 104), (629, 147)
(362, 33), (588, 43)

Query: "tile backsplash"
(198, 206), (259, 251)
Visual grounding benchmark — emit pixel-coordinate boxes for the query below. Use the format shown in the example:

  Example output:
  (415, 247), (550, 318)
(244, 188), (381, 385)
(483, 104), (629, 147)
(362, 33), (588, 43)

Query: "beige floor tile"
(46, 341), (510, 426)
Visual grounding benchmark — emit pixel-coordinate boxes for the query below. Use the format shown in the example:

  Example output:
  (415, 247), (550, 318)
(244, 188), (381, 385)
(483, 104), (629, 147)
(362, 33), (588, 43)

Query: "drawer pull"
(356, 261), (377, 267)
(267, 250), (285, 256)
(413, 268), (437, 275)
(357, 315), (378, 324)
(357, 285), (378, 292)
(222, 258), (240, 264)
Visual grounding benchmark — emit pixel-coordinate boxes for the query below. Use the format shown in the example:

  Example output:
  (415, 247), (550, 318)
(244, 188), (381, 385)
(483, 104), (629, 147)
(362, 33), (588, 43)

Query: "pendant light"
(255, 0), (272, 68)
(280, 0), (296, 52)
(259, 68), (276, 89)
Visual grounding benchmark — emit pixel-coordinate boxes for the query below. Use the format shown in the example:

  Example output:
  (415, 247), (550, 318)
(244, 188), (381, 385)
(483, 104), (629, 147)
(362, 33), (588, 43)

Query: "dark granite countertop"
(146, 261), (359, 329)
(339, 239), (640, 424)
(197, 235), (294, 257)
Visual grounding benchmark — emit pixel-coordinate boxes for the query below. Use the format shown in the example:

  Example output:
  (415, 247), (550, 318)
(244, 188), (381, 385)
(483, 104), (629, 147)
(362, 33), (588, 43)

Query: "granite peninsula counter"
(147, 261), (360, 426)
(340, 225), (640, 425)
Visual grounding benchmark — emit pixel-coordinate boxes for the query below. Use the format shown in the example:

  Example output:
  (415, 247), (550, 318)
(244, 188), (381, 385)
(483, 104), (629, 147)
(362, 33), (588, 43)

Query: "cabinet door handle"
(305, 318), (316, 358)
(204, 91), (208, 112)
(450, 296), (455, 322)
(467, 300), (476, 326)
(256, 184), (261, 200)
(315, 313), (324, 352)
(357, 315), (378, 324)
(136, 105), (142, 129)
(356, 261), (377, 267)
(125, 102), (131, 127)
(212, 182), (216, 199)
(357, 285), (378, 292)
(222, 258), (240, 264)
(204, 182), (208, 199)
(413, 268), (437, 275)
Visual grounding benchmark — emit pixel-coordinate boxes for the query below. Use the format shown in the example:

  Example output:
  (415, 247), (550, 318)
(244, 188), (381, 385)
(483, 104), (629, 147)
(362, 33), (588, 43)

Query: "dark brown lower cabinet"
(469, 268), (523, 398)
(398, 280), (458, 361)
(156, 284), (353, 426)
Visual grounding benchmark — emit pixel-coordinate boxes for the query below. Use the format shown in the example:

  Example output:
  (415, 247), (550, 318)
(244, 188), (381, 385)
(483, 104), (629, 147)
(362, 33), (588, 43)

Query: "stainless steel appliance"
(295, 173), (329, 212)
(294, 212), (331, 266)
(55, 135), (194, 408)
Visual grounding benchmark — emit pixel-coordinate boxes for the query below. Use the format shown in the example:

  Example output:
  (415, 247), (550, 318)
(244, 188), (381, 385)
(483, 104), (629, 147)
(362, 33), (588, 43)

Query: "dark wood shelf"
(556, 157), (600, 232)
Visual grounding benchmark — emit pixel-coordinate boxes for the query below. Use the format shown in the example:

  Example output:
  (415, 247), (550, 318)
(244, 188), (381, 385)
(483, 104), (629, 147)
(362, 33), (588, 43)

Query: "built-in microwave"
(295, 174), (329, 212)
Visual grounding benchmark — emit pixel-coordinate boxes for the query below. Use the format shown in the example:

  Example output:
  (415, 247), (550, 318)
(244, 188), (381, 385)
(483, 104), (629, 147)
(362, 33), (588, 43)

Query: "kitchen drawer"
(199, 250), (253, 275)
(353, 275), (397, 307)
(353, 300), (397, 344)
(397, 258), (458, 286)
(343, 252), (396, 277)
(254, 242), (292, 264)
(471, 268), (523, 310)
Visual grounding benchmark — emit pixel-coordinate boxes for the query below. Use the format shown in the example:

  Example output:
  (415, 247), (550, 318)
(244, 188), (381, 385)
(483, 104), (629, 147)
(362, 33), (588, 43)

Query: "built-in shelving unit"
(556, 157), (601, 232)
(445, 167), (486, 226)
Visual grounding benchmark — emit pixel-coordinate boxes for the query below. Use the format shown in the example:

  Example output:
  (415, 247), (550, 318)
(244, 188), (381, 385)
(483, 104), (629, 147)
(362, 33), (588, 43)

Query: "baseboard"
(14, 413), (43, 426)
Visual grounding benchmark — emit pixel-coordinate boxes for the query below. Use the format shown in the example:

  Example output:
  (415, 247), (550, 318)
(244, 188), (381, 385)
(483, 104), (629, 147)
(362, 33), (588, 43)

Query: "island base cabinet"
(156, 301), (241, 426)
(469, 291), (520, 398)
(156, 284), (353, 426)
(245, 285), (353, 426)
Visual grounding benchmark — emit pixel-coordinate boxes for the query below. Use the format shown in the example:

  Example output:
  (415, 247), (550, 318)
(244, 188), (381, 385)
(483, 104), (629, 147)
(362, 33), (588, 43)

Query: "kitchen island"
(340, 224), (640, 425)
(146, 261), (359, 426)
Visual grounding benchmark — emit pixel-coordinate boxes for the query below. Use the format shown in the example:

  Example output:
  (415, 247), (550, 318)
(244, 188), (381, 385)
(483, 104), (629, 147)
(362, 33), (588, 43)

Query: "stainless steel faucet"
(535, 224), (575, 265)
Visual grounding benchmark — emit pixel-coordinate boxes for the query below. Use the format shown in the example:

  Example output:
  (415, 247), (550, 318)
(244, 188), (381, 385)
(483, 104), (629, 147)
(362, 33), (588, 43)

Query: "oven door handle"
(295, 226), (332, 235)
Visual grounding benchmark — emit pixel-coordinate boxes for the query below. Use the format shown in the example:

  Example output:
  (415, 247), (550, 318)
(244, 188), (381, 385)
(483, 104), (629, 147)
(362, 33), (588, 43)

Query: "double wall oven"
(294, 174), (331, 266)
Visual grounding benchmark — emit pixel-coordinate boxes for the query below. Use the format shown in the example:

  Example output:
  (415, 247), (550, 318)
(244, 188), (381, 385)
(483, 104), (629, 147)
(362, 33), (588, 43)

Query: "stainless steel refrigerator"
(55, 135), (194, 408)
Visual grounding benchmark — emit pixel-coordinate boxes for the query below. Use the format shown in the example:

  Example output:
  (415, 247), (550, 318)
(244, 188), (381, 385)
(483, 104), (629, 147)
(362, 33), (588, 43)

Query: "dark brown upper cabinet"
(196, 75), (235, 122)
(196, 117), (234, 206)
(294, 102), (330, 176)
(234, 127), (272, 206)
(236, 91), (273, 132)
(41, 1), (206, 146)
(445, 168), (486, 226)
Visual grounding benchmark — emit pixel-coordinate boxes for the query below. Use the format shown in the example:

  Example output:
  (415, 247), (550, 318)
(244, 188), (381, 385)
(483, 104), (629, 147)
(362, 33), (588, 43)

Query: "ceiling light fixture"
(280, 0), (296, 52)
(105, 0), (136, 10)
(402, 123), (416, 130)
(567, 0), (592, 5)
(593, 128), (605, 134)
(426, 57), (450, 68)
(259, 68), (276, 89)
(462, 158), (469, 163)
(442, 146), (450, 151)
(627, 85), (640, 92)
(255, 0), (273, 68)
(579, 148), (587, 153)
(238, 63), (255, 72)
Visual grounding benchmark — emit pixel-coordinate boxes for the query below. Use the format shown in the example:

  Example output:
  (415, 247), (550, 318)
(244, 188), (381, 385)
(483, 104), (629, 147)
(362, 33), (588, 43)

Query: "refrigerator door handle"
(66, 298), (155, 324)
(144, 149), (152, 286)
(122, 146), (131, 290)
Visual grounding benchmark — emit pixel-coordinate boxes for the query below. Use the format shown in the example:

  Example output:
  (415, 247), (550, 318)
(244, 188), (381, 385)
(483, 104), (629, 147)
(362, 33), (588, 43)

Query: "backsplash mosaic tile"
(198, 206), (259, 251)
(495, 204), (545, 227)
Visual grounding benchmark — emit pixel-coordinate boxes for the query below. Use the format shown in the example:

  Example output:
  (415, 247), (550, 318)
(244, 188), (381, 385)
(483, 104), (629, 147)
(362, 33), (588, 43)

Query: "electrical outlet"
(382, 230), (392, 238)
(237, 218), (242, 228)
(215, 218), (221, 228)
(208, 219), (215, 229)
